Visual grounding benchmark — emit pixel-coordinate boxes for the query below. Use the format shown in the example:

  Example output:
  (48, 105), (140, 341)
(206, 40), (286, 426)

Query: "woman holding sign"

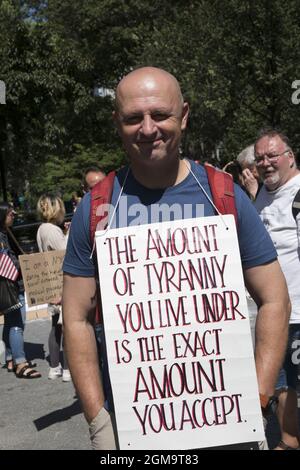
(0, 202), (41, 378)
(37, 194), (71, 382)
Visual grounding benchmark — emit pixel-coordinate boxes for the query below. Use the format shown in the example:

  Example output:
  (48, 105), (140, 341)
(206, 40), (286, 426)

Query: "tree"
(1, 0), (168, 198)
(2, 0), (300, 203)
(135, 0), (300, 163)
(28, 143), (125, 204)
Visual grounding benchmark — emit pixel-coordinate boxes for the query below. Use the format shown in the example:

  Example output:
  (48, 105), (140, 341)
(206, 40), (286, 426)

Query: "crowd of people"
(0, 167), (105, 381)
(1, 66), (300, 451)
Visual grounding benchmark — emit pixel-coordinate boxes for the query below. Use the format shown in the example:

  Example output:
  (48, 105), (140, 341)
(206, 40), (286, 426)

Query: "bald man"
(82, 166), (106, 193)
(63, 67), (290, 450)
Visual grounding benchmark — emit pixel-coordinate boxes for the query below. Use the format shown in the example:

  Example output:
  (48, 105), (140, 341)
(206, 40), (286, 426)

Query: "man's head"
(254, 130), (298, 191)
(83, 166), (106, 192)
(237, 145), (260, 182)
(113, 67), (189, 168)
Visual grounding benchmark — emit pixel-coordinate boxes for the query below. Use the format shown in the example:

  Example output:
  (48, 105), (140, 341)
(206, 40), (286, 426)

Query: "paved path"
(0, 318), (90, 450)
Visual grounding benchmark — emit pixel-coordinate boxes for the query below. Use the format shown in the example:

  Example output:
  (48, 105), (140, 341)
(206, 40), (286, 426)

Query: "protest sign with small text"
(19, 250), (65, 307)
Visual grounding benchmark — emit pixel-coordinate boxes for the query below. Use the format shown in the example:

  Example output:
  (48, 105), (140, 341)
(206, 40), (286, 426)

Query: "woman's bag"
(0, 276), (23, 315)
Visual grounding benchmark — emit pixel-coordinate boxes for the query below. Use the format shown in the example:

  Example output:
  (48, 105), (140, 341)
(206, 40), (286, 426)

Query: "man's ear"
(181, 102), (189, 131)
(289, 151), (296, 168)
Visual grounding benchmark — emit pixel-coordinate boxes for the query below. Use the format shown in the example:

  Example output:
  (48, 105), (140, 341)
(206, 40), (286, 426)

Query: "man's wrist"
(259, 393), (278, 416)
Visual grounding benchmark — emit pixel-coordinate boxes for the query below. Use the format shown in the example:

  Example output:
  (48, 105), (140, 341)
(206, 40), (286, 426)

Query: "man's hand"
(63, 221), (71, 234)
(242, 169), (259, 200)
(89, 408), (116, 450)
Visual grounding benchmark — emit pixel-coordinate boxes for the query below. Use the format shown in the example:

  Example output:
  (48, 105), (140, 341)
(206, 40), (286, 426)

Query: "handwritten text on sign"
(96, 216), (264, 450)
(19, 250), (65, 307)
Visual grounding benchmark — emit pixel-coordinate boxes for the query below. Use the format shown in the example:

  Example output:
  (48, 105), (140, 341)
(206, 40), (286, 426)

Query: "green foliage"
(135, 0), (300, 163)
(1, 0), (300, 202)
(28, 144), (125, 204)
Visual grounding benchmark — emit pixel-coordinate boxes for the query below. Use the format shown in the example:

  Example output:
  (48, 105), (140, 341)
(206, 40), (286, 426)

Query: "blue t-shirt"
(63, 160), (276, 276)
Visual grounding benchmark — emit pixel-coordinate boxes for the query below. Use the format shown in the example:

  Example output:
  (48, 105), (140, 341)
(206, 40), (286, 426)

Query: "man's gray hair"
(237, 145), (255, 166)
(254, 128), (293, 153)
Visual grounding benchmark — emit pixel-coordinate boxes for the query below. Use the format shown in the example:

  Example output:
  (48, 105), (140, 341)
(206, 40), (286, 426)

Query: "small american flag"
(0, 251), (19, 281)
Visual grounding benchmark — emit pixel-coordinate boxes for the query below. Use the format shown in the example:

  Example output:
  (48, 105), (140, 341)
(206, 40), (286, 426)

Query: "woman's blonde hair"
(37, 194), (65, 224)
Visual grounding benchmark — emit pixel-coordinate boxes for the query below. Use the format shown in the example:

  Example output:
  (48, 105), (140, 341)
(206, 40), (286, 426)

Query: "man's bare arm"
(244, 260), (291, 396)
(63, 273), (104, 423)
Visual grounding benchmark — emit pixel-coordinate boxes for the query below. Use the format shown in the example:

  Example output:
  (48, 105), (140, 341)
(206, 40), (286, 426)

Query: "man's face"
(114, 72), (189, 167)
(255, 135), (294, 190)
(84, 171), (105, 191)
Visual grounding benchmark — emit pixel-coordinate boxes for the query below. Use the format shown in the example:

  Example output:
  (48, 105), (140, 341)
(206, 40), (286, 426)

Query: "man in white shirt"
(254, 129), (300, 450)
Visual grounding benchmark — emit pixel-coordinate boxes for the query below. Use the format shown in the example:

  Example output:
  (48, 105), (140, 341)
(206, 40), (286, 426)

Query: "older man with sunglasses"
(254, 129), (300, 450)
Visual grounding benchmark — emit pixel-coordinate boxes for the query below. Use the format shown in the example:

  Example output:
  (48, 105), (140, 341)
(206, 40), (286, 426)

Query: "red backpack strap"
(90, 171), (115, 325)
(204, 163), (238, 226)
(90, 170), (116, 246)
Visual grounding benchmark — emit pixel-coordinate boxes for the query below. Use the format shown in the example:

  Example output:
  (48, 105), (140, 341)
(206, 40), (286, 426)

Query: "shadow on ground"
(34, 399), (82, 431)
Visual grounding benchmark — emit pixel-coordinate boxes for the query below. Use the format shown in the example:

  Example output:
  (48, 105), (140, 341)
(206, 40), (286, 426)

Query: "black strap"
(292, 189), (300, 221)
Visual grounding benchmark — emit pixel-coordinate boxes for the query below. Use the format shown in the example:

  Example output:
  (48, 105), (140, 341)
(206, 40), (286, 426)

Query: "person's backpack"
(292, 188), (300, 221)
(90, 164), (237, 248)
(90, 164), (238, 324)
(203, 163), (238, 225)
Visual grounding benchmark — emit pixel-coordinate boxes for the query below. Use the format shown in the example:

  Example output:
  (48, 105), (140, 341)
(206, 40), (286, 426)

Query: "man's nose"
(261, 157), (272, 168)
(140, 114), (156, 135)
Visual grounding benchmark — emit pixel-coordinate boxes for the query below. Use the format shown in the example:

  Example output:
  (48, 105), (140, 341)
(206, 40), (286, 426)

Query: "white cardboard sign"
(96, 215), (264, 450)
